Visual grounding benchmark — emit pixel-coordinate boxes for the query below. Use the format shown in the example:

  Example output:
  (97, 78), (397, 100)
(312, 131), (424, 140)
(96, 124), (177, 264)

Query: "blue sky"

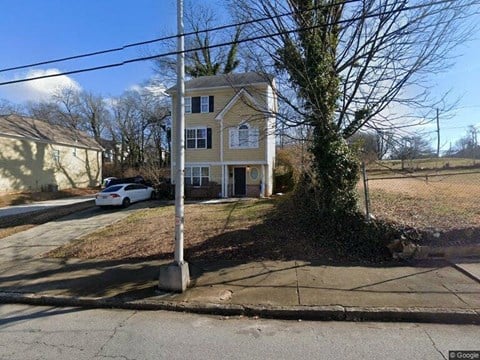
(0, 0), (479, 150)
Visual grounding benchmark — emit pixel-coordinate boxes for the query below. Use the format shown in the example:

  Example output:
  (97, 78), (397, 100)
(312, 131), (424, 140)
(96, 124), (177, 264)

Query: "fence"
(360, 162), (480, 232)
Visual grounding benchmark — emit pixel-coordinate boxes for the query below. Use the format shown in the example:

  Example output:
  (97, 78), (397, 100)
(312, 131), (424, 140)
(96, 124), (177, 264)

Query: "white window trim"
(200, 96), (209, 113)
(185, 97), (192, 113)
(186, 127), (207, 149)
(185, 166), (210, 187)
(229, 123), (259, 149)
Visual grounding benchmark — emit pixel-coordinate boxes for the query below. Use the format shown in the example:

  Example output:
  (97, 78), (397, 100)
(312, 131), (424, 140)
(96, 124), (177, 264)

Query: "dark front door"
(234, 167), (247, 196)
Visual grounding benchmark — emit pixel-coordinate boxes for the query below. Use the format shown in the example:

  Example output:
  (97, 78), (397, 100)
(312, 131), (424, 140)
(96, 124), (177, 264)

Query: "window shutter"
(207, 128), (212, 149)
(209, 96), (214, 112)
(184, 129), (186, 148)
(192, 97), (201, 113)
(229, 129), (237, 148)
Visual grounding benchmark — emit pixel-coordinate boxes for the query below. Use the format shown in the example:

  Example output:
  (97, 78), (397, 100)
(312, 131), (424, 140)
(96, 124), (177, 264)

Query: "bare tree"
(230, 0), (479, 215)
(154, 1), (243, 80)
(0, 98), (24, 115)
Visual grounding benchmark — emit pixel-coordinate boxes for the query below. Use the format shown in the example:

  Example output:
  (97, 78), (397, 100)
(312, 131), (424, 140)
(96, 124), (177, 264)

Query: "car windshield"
(101, 185), (123, 193)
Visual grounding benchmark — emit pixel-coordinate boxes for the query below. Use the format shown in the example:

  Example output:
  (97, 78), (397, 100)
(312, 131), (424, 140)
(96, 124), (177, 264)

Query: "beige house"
(0, 114), (103, 193)
(168, 72), (276, 198)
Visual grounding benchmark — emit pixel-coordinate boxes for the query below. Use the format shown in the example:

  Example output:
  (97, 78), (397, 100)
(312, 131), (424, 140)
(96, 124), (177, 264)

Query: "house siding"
(0, 136), (102, 193)
(169, 75), (275, 199)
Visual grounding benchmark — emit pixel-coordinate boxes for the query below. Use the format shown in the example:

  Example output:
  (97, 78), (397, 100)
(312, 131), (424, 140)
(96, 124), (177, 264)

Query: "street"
(0, 304), (478, 360)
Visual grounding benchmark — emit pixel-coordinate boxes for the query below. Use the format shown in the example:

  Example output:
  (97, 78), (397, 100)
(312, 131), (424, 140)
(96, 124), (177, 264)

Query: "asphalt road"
(0, 304), (478, 360)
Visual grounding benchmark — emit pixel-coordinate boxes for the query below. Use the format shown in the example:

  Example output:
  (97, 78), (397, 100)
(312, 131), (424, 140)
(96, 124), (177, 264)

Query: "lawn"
(47, 197), (330, 262)
(364, 171), (480, 231)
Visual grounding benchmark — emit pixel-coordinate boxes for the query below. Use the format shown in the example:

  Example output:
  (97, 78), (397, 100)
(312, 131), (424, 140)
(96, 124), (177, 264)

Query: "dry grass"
(47, 197), (330, 262)
(366, 172), (480, 229)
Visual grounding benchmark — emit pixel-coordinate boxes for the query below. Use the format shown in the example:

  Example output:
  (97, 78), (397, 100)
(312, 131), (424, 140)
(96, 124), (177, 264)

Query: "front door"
(234, 167), (247, 197)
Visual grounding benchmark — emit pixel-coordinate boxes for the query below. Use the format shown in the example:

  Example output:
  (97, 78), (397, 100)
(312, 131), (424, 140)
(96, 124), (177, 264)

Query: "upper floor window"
(185, 96), (214, 113)
(186, 127), (212, 149)
(229, 123), (259, 149)
(185, 97), (192, 113)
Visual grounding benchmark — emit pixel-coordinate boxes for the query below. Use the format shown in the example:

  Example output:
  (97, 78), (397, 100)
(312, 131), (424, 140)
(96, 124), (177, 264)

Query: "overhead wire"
(0, 0), (361, 74)
(0, 0), (462, 87)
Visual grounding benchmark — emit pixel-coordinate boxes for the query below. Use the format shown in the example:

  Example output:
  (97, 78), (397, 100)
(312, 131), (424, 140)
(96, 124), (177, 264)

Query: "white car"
(95, 183), (155, 208)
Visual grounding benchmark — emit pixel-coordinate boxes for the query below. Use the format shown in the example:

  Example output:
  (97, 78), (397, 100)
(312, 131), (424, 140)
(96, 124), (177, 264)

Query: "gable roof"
(0, 114), (103, 151)
(215, 88), (268, 121)
(167, 72), (273, 93)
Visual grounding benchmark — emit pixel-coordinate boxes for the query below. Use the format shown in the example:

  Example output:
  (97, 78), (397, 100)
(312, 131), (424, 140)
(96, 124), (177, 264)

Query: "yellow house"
(168, 72), (276, 198)
(0, 114), (103, 193)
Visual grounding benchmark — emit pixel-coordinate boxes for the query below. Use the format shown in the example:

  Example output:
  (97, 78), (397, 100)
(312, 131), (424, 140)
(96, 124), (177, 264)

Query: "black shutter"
(209, 96), (214, 112)
(192, 97), (200, 113)
(207, 128), (212, 149)
(184, 129), (187, 148)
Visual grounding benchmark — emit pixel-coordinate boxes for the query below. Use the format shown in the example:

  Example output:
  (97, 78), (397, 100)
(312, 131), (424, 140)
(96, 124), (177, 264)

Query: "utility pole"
(158, 0), (189, 292)
(436, 108), (440, 158)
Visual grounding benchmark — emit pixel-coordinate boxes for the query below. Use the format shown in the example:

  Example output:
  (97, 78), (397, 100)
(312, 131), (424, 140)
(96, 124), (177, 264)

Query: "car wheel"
(122, 198), (131, 208)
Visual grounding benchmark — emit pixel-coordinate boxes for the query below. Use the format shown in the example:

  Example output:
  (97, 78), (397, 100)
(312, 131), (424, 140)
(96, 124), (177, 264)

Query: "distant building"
(168, 72), (276, 198)
(0, 114), (103, 193)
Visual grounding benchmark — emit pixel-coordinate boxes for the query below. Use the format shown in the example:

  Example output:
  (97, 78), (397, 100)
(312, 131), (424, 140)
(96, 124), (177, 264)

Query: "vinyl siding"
(0, 136), (101, 193)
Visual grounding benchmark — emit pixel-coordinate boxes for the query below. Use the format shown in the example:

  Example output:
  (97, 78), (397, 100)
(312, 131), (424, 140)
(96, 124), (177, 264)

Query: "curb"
(1, 292), (479, 325)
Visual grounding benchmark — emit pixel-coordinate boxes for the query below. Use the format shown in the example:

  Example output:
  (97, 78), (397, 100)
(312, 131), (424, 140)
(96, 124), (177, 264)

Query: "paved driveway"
(0, 196), (95, 218)
(0, 201), (160, 263)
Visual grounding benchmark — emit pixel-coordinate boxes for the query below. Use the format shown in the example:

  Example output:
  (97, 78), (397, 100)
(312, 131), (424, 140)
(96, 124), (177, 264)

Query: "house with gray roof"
(168, 72), (276, 198)
(0, 114), (103, 193)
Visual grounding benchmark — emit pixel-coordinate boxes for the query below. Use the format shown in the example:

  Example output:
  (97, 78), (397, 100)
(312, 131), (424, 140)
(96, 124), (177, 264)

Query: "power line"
(0, 0), (361, 74)
(0, 0), (462, 87)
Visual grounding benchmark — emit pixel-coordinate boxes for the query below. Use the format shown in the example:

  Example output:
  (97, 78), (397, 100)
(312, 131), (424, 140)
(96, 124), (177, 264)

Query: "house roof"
(0, 114), (103, 151)
(167, 72), (274, 93)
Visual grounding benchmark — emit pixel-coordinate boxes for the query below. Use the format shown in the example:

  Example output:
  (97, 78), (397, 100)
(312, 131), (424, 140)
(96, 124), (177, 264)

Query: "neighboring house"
(0, 114), (103, 193)
(168, 72), (276, 198)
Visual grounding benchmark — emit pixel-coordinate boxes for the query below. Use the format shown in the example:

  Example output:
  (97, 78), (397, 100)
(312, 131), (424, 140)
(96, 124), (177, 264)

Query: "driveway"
(0, 195), (95, 218)
(0, 201), (160, 263)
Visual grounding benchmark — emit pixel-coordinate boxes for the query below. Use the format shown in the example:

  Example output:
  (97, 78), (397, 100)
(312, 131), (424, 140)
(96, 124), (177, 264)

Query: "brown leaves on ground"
(48, 197), (330, 262)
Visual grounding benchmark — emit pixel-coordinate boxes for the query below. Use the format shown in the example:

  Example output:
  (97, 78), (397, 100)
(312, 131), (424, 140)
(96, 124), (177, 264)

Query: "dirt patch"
(47, 197), (332, 262)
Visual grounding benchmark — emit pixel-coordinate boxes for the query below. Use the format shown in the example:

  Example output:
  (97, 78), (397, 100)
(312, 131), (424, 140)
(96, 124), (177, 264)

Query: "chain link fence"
(360, 161), (480, 232)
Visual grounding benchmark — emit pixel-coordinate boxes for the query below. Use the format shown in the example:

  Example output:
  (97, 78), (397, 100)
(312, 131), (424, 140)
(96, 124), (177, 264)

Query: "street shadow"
(0, 306), (84, 328)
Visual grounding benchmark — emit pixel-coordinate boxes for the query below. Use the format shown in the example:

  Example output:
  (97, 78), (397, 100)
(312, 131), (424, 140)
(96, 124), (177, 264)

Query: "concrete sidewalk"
(0, 203), (479, 324)
(0, 256), (479, 324)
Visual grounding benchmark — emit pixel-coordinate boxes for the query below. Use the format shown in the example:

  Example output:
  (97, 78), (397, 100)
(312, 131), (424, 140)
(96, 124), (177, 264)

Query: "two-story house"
(168, 72), (276, 198)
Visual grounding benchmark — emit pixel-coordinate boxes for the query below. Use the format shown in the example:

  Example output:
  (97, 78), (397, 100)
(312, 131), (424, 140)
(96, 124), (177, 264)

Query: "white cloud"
(0, 68), (81, 104)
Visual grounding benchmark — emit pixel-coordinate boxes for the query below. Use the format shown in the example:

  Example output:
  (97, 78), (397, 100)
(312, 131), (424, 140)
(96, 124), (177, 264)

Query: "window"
(188, 96), (214, 113)
(186, 127), (212, 149)
(229, 123), (259, 149)
(238, 124), (249, 148)
(185, 166), (209, 186)
(186, 128), (207, 149)
(72, 147), (77, 156)
(201, 96), (209, 113)
(52, 149), (60, 162)
(185, 97), (192, 113)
